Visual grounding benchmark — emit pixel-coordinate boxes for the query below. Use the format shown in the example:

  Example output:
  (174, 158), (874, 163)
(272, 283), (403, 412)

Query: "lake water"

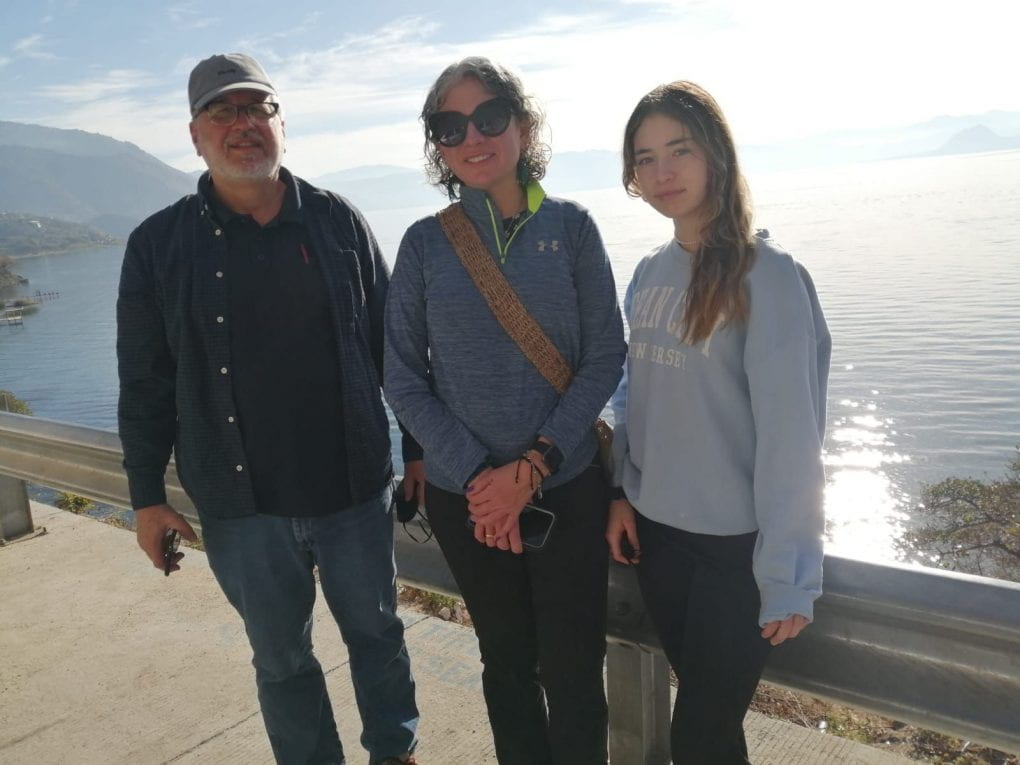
(2, 150), (1018, 563)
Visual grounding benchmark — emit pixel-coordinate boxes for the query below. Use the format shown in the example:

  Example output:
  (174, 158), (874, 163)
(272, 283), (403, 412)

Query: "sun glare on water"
(823, 396), (912, 562)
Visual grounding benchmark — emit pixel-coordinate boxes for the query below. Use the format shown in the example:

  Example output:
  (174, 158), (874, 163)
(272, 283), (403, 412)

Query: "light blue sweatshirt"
(385, 182), (626, 493)
(611, 234), (830, 625)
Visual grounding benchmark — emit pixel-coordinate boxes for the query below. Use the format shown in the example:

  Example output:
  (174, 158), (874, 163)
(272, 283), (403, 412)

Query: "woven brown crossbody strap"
(437, 203), (573, 395)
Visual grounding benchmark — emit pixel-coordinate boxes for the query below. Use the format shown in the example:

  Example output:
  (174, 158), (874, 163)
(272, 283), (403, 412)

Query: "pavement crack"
(162, 708), (263, 763)
(0, 718), (67, 751)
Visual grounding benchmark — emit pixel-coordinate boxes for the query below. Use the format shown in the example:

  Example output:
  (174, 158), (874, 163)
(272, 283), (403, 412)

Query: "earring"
(516, 158), (529, 185)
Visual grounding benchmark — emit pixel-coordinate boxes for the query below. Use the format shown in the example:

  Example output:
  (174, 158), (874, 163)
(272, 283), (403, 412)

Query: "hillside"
(0, 121), (194, 236)
(924, 125), (1020, 156)
(0, 212), (119, 257)
(308, 151), (622, 211)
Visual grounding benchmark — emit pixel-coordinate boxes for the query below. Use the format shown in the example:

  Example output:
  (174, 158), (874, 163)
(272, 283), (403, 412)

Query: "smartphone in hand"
(162, 529), (181, 577)
(465, 504), (556, 550)
(518, 504), (556, 550)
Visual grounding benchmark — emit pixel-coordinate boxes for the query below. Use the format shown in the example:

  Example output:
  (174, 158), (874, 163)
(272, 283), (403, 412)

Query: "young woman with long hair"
(606, 80), (831, 764)
(384, 57), (626, 764)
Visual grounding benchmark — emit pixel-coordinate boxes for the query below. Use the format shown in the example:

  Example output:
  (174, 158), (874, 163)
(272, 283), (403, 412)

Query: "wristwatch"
(529, 438), (564, 475)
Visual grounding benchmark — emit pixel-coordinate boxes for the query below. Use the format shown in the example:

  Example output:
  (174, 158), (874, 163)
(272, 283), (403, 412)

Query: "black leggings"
(425, 466), (610, 765)
(635, 512), (773, 765)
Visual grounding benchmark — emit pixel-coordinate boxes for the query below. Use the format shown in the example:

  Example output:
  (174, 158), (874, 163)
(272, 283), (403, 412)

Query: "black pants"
(426, 466), (609, 765)
(635, 512), (773, 765)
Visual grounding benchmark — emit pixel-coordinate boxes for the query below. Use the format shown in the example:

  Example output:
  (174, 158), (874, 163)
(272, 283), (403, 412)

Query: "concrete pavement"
(0, 504), (917, 764)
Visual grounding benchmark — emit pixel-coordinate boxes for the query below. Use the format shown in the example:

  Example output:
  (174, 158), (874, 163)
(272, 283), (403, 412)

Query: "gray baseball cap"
(188, 53), (276, 117)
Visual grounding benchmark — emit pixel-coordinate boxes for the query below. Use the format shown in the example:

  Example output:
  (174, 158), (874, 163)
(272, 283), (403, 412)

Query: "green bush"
(55, 492), (94, 514)
(0, 390), (32, 415)
(903, 452), (1020, 583)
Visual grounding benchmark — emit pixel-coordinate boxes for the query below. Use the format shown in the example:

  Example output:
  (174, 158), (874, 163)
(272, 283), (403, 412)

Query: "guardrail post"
(607, 641), (671, 764)
(0, 474), (33, 541)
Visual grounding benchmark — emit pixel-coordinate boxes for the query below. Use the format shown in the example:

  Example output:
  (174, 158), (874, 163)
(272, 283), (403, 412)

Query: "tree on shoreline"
(904, 451), (1020, 583)
(0, 389), (32, 415)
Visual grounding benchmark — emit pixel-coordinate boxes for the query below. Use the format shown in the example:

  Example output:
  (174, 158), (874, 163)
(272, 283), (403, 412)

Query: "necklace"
(503, 211), (526, 237)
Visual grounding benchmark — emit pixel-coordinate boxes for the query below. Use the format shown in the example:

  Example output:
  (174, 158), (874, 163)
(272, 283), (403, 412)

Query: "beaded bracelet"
(516, 453), (545, 500)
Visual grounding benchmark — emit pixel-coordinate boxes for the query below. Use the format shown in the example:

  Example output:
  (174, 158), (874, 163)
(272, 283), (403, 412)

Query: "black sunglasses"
(427, 97), (514, 147)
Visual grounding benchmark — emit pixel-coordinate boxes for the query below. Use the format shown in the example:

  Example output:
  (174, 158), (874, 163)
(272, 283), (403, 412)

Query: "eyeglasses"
(204, 101), (280, 126)
(427, 97), (514, 147)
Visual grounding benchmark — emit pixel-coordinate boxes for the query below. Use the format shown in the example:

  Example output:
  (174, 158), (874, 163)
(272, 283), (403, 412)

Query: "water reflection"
(824, 397), (911, 561)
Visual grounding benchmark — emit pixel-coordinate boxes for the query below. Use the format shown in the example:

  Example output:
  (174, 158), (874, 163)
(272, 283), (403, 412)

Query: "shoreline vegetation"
(0, 259), (29, 290)
(7, 245), (121, 260)
(0, 213), (118, 316)
(0, 212), (120, 261)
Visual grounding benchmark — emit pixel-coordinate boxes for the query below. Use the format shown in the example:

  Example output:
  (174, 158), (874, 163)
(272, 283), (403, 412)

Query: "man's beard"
(206, 130), (281, 181)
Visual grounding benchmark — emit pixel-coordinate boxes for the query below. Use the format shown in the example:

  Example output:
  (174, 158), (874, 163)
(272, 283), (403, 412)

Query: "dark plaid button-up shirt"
(117, 169), (420, 518)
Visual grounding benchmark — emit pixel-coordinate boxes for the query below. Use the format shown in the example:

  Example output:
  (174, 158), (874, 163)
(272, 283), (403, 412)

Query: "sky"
(2, 0), (1020, 180)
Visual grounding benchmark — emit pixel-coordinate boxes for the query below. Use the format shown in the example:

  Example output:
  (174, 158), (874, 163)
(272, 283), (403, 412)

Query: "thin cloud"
(12, 34), (58, 60)
(41, 69), (161, 104)
(234, 11), (325, 48)
(165, 2), (218, 30)
(15, 0), (1016, 182)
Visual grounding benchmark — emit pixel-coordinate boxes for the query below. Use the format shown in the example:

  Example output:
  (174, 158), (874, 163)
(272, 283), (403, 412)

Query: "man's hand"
(403, 459), (426, 507)
(606, 498), (641, 565)
(761, 614), (810, 646)
(135, 504), (198, 574)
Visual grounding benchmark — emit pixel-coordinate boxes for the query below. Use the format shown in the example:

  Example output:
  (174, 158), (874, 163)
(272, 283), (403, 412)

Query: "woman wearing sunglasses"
(606, 80), (831, 764)
(384, 57), (625, 764)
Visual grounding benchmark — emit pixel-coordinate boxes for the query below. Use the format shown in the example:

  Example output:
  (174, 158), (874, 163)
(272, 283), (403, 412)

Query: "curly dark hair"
(420, 56), (549, 200)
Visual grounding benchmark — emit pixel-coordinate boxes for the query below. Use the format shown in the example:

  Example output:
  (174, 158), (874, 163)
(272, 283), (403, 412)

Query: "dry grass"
(750, 683), (1018, 764)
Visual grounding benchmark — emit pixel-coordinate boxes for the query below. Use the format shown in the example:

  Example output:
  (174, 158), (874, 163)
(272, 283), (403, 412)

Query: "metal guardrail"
(2, 410), (1019, 758)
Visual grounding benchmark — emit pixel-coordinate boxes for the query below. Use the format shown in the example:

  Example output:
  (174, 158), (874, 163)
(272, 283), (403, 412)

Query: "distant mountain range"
(308, 114), (1020, 207)
(0, 121), (193, 236)
(307, 151), (623, 211)
(915, 124), (1020, 157)
(1, 111), (1018, 233)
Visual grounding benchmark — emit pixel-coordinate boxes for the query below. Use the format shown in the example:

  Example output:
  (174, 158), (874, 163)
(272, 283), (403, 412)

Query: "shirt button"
(215, 270), (224, 278)
(220, 366), (228, 374)
(227, 416), (235, 423)
(215, 228), (222, 236)
(216, 316), (224, 323)
(235, 464), (243, 472)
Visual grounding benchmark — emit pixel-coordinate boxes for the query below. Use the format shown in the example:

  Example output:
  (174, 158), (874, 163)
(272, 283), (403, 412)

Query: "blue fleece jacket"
(384, 182), (626, 493)
(611, 234), (831, 625)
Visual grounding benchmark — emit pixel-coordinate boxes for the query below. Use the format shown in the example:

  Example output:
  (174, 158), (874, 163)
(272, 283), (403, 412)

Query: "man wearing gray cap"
(116, 52), (421, 765)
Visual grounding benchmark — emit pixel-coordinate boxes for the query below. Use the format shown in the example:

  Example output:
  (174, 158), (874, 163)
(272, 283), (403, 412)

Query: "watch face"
(532, 440), (563, 472)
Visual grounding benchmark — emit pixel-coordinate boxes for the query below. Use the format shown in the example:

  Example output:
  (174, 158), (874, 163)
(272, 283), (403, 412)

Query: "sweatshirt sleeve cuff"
(758, 583), (819, 627)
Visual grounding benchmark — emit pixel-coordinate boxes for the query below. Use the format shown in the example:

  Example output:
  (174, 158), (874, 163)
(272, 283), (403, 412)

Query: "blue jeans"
(200, 486), (419, 765)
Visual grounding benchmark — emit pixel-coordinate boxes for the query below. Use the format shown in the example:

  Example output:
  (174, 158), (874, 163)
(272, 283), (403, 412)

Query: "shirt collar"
(198, 166), (303, 228)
